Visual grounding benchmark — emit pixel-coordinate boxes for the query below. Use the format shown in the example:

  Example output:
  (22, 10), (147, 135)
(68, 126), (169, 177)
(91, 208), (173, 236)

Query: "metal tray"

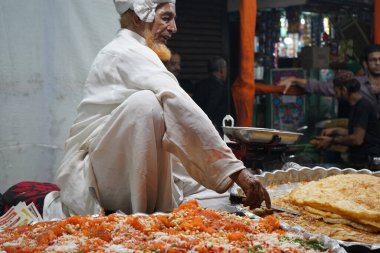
(135, 206), (345, 252)
(25, 208), (345, 253)
(222, 115), (303, 144)
(234, 205), (346, 253)
(254, 165), (380, 251)
(222, 126), (303, 144)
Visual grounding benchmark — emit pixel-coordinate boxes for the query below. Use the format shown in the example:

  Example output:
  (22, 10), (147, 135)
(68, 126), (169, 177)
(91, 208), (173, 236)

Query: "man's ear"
(342, 86), (348, 95)
(132, 12), (142, 26)
(362, 60), (368, 70)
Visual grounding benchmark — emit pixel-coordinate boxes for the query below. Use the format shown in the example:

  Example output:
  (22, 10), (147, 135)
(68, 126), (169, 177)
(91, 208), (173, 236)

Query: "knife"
(265, 204), (300, 216)
(230, 193), (300, 216)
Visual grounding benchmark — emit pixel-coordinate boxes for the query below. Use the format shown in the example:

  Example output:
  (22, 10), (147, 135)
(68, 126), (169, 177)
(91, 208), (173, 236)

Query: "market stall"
(0, 1), (379, 252)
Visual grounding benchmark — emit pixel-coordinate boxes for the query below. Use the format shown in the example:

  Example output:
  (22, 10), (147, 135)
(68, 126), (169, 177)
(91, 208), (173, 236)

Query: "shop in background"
(253, 2), (373, 132)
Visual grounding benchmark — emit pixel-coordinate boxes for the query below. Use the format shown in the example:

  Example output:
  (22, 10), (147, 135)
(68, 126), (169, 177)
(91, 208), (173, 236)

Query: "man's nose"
(169, 20), (177, 33)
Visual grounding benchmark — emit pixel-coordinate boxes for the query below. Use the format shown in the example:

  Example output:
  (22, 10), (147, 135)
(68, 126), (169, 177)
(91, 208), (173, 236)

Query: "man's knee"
(122, 90), (163, 121)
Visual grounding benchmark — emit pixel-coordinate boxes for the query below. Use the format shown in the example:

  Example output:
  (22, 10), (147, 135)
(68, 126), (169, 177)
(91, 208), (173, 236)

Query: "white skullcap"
(113, 0), (176, 22)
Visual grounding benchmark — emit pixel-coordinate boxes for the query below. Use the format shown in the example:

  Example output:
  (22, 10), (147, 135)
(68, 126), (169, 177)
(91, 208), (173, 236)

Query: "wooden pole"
(231, 0), (257, 127)
(375, 0), (380, 43)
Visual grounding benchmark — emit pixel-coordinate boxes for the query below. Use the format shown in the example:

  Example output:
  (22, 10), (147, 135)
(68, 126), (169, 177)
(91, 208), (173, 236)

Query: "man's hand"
(277, 77), (306, 94)
(321, 127), (347, 137)
(230, 169), (271, 209)
(315, 135), (333, 149)
(321, 128), (335, 136)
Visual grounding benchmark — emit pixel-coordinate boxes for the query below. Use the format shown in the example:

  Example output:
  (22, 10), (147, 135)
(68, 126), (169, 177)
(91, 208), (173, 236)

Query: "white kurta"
(44, 29), (245, 219)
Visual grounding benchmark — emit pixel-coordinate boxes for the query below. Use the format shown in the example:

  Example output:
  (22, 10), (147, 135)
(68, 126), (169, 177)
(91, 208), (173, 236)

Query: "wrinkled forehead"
(156, 2), (176, 15)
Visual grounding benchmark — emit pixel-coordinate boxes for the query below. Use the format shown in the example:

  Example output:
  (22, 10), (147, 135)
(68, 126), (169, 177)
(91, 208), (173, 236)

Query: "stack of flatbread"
(287, 174), (380, 232)
(272, 174), (380, 243)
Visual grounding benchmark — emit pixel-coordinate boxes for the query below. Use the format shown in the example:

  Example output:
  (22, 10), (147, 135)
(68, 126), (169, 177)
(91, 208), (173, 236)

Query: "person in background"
(346, 60), (365, 77)
(193, 56), (228, 137)
(164, 51), (181, 77)
(279, 44), (380, 119)
(164, 51), (196, 97)
(42, 0), (270, 219)
(314, 73), (380, 169)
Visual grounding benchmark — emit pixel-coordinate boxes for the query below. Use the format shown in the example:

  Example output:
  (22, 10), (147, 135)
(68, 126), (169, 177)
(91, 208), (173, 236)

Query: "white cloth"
(114, 0), (176, 22)
(43, 29), (245, 219)
(171, 156), (231, 210)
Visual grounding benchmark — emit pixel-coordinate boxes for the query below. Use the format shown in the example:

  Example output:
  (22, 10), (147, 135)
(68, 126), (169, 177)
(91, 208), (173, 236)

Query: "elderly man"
(43, 0), (270, 219)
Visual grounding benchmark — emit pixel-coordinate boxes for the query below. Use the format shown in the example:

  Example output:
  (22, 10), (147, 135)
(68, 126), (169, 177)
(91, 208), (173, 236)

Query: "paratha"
(273, 211), (380, 244)
(270, 174), (380, 243)
(287, 174), (380, 224)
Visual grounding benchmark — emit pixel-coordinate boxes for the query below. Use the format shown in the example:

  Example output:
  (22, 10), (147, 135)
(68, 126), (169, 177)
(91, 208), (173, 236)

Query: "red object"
(375, 0), (380, 44)
(322, 32), (330, 43)
(232, 0), (257, 127)
(2, 181), (60, 216)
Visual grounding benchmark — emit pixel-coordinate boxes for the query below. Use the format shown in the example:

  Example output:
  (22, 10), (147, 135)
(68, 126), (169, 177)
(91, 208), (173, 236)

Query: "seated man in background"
(193, 56), (229, 137)
(314, 72), (380, 169)
(42, 0), (270, 219)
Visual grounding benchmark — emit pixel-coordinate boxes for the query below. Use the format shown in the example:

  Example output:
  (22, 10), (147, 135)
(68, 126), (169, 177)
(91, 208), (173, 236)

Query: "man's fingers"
(253, 187), (271, 209)
(263, 188), (271, 208)
(244, 196), (262, 209)
(283, 84), (290, 94)
(242, 189), (260, 208)
(249, 202), (262, 209)
(236, 176), (272, 210)
(244, 184), (272, 210)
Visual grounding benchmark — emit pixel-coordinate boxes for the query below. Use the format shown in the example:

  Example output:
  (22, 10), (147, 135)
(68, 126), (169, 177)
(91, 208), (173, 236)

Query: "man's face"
(366, 51), (380, 77)
(334, 86), (347, 101)
(144, 3), (177, 61)
(166, 53), (181, 77)
(151, 3), (177, 45)
(220, 64), (227, 82)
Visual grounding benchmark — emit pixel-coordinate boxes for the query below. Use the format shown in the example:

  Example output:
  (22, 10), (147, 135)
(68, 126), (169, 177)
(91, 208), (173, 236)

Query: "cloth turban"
(114, 0), (176, 22)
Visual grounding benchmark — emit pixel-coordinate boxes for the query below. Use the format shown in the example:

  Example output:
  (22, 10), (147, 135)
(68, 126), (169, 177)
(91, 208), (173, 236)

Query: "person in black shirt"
(193, 56), (228, 137)
(164, 51), (181, 77)
(164, 51), (196, 97)
(315, 73), (380, 169)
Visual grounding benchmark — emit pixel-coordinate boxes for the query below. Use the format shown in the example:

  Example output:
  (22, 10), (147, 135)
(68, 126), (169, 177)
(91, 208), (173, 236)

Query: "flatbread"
(287, 174), (380, 225)
(270, 174), (380, 243)
(302, 206), (380, 233)
(273, 212), (380, 244)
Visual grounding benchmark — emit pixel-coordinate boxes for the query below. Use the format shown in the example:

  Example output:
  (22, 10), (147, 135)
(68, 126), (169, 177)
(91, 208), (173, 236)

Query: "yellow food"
(273, 211), (380, 244)
(287, 174), (380, 227)
(270, 174), (380, 244)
